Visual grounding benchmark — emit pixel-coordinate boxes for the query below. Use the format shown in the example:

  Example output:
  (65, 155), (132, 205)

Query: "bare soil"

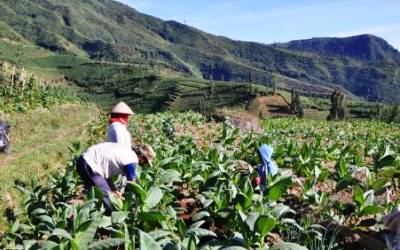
(246, 94), (296, 118)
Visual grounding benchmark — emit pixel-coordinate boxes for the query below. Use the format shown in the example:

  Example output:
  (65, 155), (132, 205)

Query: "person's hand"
(113, 191), (124, 200)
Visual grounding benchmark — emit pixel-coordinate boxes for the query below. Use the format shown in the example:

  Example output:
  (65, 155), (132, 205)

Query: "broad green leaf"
(109, 193), (124, 211)
(40, 240), (59, 250)
(98, 217), (112, 228)
(10, 220), (20, 234)
(111, 211), (129, 225)
(88, 239), (125, 250)
(138, 211), (166, 223)
(363, 190), (375, 207)
(23, 240), (37, 250)
(165, 206), (177, 220)
(236, 193), (251, 211)
(209, 148), (219, 164)
(299, 144), (310, 163)
(145, 187), (163, 209)
(255, 215), (276, 237)
(242, 178), (253, 199)
(177, 219), (187, 236)
(220, 247), (248, 250)
(225, 137), (235, 145)
(159, 169), (181, 184)
(191, 175), (205, 183)
(77, 220), (99, 249)
(192, 211), (210, 221)
(281, 218), (304, 231)
(51, 228), (72, 240)
(149, 230), (171, 240)
(270, 204), (295, 219)
(186, 228), (216, 238)
(187, 234), (197, 250)
(268, 177), (292, 201)
(189, 220), (205, 229)
(126, 182), (146, 204)
(353, 187), (364, 207)
(157, 157), (175, 168)
(337, 158), (348, 178)
(245, 212), (259, 231)
(378, 166), (400, 177)
(31, 208), (47, 217)
(139, 230), (162, 250)
(360, 205), (383, 216)
(124, 223), (131, 250)
(372, 179), (389, 193)
(378, 155), (395, 168)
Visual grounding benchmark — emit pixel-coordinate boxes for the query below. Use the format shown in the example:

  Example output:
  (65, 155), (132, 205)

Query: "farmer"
(382, 207), (400, 250)
(255, 144), (279, 186)
(76, 142), (155, 214)
(107, 101), (134, 148)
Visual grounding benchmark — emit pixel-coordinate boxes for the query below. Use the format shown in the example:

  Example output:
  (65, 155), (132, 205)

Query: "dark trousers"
(76, 156), (113, 214)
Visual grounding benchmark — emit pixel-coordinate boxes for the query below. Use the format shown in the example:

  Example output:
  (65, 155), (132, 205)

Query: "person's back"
(107, 122), (132, 148)
(107, 101), (134, 148)
(256, 144), (279, 187)
(82, 142), (138, 179)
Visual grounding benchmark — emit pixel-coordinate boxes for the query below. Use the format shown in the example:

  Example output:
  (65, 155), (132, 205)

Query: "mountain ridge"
(278, 34), (400, 64)
(0, 0), (399, 103)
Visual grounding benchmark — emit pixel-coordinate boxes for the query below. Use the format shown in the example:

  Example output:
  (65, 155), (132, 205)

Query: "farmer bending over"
(255, 144), (279, 187)
(76, 142), (155, 214)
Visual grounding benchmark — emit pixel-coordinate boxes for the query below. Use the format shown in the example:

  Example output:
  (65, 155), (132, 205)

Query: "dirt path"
(0, 104), (98, 169)
(0, 120), (89, 167)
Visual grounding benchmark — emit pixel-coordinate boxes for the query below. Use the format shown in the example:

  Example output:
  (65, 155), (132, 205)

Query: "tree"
(272, 81), (276, 94)
(328, 90), (346, 121)
(389, 105), (400, 123)
(291, 88), (295, 104)
(291, 90), (304, 118)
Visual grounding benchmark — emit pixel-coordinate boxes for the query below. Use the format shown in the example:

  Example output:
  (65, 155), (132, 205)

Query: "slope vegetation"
(0, 0), (399, 103)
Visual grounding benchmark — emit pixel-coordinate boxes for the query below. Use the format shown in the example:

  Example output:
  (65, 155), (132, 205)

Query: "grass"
(0, 103), (99, 230)
(0, 40), (89, 79)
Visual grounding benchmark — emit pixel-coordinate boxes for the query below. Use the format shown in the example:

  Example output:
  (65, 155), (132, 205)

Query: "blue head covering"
(257, 144), (279, 185)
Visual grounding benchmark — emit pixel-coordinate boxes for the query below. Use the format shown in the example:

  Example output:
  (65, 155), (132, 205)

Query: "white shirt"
(83, 142), (138, 179)
(107, 122), (132, 148)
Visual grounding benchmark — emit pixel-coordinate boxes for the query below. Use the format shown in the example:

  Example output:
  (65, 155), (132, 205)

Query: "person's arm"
(124, 163), (137, 181)
(107, 125), (117, 142)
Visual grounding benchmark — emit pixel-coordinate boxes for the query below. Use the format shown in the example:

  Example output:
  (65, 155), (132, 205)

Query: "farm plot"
(1, 112), (399, 249)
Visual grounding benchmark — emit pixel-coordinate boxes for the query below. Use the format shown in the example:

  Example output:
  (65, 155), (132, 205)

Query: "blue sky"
(117, 0), (400, 49)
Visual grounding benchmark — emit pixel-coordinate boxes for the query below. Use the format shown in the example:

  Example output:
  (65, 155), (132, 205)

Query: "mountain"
(0, 0), (400, 103)
(279, 35), (400, 64)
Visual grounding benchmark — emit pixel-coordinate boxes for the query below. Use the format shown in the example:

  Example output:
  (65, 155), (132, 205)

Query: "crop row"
(1, 112), (399, 249)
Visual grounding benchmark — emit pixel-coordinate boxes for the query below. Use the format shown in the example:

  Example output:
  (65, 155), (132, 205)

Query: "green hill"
(0, 0), (399, 104)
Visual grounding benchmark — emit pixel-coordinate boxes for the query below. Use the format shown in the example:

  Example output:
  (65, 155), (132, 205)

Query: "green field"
(1, 108), (399, 249)
(0, 7), (400, 247)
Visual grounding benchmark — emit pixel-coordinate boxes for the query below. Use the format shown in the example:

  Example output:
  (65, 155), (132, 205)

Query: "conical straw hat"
(111, 102), (134, 115)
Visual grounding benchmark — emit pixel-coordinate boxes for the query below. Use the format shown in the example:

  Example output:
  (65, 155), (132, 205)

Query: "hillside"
(0, 62), (100, 230)
(0, 0), (400, 104)
(280, 35), (400, 64)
